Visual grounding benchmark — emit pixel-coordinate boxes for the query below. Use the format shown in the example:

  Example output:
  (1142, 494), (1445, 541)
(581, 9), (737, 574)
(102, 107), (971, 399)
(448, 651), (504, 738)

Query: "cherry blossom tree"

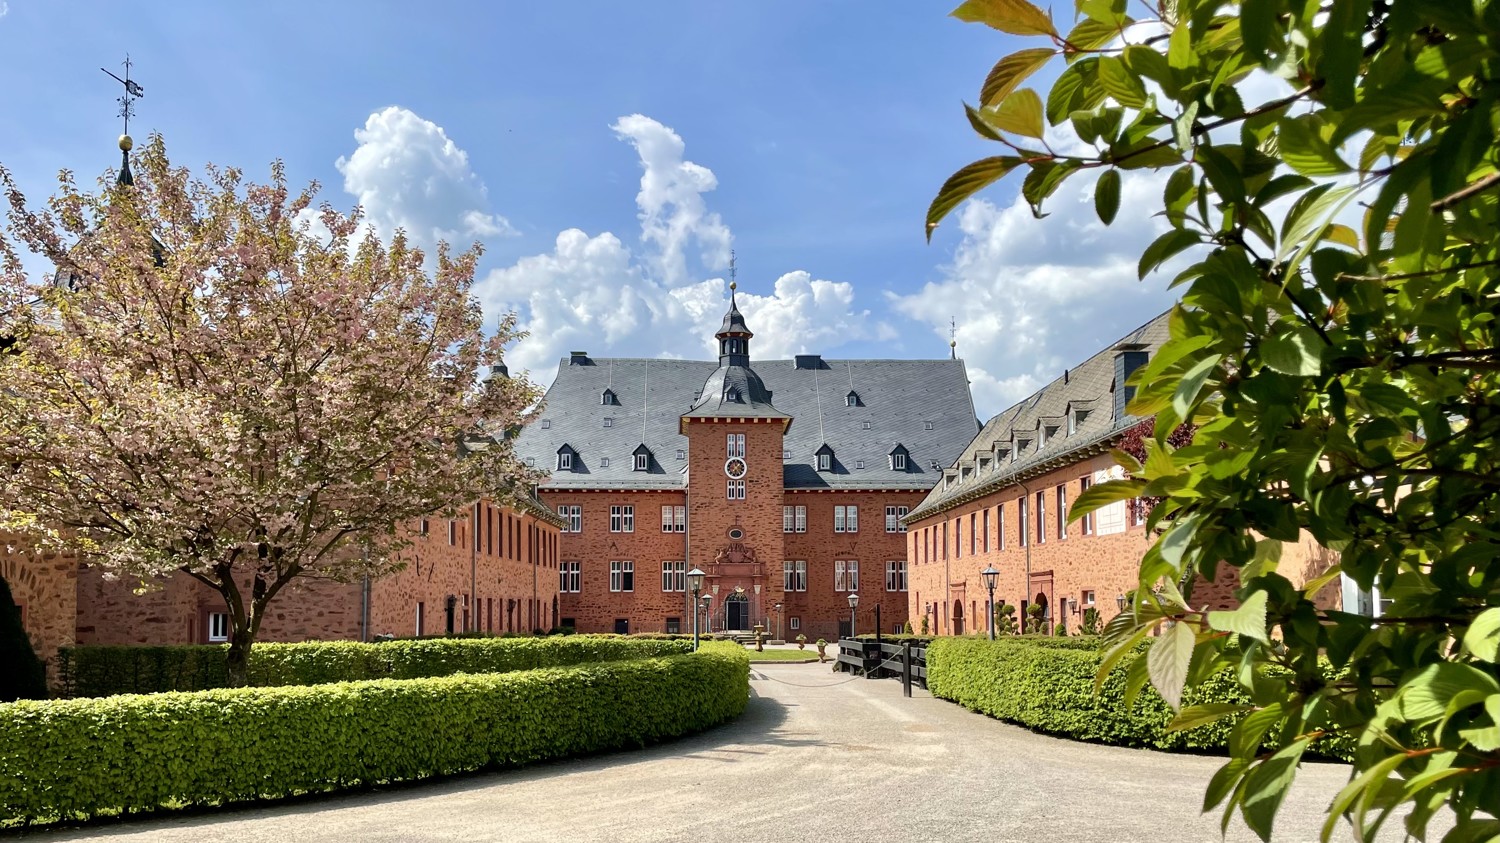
(0, 136), (540, 685)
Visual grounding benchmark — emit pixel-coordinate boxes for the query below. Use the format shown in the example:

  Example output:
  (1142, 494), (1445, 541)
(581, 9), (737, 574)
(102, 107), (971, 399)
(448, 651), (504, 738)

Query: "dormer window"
(1070, 409), (1089, 434)
(889, 444), (910, 471)
(556, 445), (577, 471)
(726, 388), (742, 402)
(846, 391), (862, 407)
(816, 443), (835, 472)
(633, 444), (652, 471)
(601, 388), (618, 406)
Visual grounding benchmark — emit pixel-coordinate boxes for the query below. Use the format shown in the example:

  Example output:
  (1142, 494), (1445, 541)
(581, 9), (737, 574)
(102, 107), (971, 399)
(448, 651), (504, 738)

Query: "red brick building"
(904, 311), (1345, 636)
(519, 288), (978, 640)
(6, 496), (562, 674)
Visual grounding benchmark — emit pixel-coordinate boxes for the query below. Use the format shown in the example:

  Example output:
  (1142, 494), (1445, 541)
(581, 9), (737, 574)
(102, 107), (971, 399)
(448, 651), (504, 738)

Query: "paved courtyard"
(27, 660), (1377, 842)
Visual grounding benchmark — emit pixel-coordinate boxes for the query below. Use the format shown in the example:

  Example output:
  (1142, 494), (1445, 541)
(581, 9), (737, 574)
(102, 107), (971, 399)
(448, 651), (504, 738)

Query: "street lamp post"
(847, 592), (860, 639)
(981, 566), (1000, 640)
(701, 593), (712, 636)
(687, 567), (706, 651)
(774, 601), (783, 642)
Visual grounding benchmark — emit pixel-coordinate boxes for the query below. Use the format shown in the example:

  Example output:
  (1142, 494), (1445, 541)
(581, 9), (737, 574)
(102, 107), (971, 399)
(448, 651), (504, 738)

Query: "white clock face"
(724, 457), (748, 479)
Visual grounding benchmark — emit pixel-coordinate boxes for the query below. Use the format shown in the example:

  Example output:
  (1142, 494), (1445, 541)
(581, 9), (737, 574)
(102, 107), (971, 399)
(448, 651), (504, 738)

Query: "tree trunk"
(225, 626), (255, 687)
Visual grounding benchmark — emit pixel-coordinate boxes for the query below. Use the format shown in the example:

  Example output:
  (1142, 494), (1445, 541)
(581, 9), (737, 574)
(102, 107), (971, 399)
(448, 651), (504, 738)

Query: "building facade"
(518, 290), (978, 640)
(904, 311), (1343, 636)
(6, 496), (562, 675)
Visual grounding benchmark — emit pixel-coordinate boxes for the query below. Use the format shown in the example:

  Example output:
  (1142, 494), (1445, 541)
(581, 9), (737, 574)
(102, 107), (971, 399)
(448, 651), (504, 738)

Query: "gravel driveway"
(20, 662), (1403, 842)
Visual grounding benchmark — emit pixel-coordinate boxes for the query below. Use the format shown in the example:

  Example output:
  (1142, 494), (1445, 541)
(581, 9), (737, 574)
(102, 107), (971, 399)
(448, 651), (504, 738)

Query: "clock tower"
(680, 283), (789, 634)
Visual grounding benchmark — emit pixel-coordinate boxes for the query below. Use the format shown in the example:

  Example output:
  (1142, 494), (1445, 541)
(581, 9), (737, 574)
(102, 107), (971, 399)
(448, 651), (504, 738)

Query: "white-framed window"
(560, 561), (581, 593)
(556, 505), (581, 533)
(1082, 589), (1096, 607)
(855, 459), (865, 469)
(1036, 491), (1047, 544)
(891, 452), (907, 470)
(660, 505), (685, 533)
(885, 505), (908, 533)
(448, 520), (458, 545)
(789, 617), (801, 630)
(834, 560), (860, 592)
(676, 449), (686, 460)
(923, 421), (934, 430)
(834, 505), (858, 533)
(982, 508), (990, 552)
(862, 420), (871, 429)
(783, 506), (796, 533)
(1057, 485), (1068, 540)
(600, 457), (611, 468)
(526, 457), (535, 467)
(727, 433), (746, 458)
(1019, 498), (1028, 548)
(609, 505), (634, 533)
(1080, 477), (1094, 535)
(955, 518), (962, 558)
(207, 612), (229, 642)
(610, 560), (635, 592)
(885, 561), (908, 592)
(662, 561), (686, 592)
(795, 506), (807, 532)
(727, 479), (746, 500)
(415, 602), (424, 636)
(783, 560), (807, 592)
(782, 449), (792, 459)
(541, 419), (551, 429)
(603, 417), (613, 428)
(997, 503), (1005, 550)
(970, 512), (977, 555)
(817, 453), (832, 471)
(634, 452), (649, 471)
(558, 451), (574, 470)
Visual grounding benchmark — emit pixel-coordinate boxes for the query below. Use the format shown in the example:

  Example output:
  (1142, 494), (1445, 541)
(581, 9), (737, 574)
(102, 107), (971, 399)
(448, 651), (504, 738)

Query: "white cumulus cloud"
(334, 106), (514, 249)
(890, 167), (1178, 416)
(476, 114), (873, 378)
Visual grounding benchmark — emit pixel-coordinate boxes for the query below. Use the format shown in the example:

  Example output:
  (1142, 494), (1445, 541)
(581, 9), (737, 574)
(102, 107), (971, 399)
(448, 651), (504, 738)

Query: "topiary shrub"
(0, 577), (47, 702)
(926, 637), (1353, 760)
(1080, 607), (1101, 637)
(994, 603), (1017, 636)
(55, 636), (694, 698)
(0, 642), (749, 824)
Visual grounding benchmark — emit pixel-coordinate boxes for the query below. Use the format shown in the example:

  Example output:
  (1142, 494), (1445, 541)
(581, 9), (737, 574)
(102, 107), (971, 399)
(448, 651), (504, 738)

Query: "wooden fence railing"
(833, 638), (926, 697)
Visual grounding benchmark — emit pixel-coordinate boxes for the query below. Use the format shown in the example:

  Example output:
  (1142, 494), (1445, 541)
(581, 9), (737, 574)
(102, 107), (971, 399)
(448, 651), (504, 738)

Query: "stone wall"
(1, 533), (78, 675)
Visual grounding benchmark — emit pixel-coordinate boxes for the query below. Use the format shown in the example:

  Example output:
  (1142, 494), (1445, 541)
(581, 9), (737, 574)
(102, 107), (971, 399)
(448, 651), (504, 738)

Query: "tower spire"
(101, 55), (144, 186)
(949, 318), (958, 360)
(728, 249), (737, 293)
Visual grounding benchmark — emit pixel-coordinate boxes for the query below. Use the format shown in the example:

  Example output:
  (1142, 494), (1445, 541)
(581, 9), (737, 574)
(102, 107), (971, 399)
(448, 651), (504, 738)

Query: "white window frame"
(1036, 491), (1046, 544)
(885, 561), (908, 592)
(795, 505), (807, 533)
(557, 451), (573, 470)
(600, 457), (611, 468)
(415, 602), (424, 636)
(817, 453), (832, 471)
(610, 505), (634, 533)
(1080, 477), (1094, 535)
(885, 506), (900, 532)
(1019, 498), (1028, 548)
(783, 560), (807, 592)
(610, 560), (635, 593)
(982, 508), (990, 552)
(448, 520), (457, 545)
(560, 561), (581, 593)
(835, 560), (859, 592)
(789, 617), (801, 630)
(603, 417), (613, 428)
(674, 506), (685, 532)
(891, 452), (907, 470)
(663, 505), (674, 533)
(997, 503), (1005, 550)
(727, 433), (746, 458)
(834, 506), (846, 533)
(847, 506), (858, 533)
(1057, 485), (1068, 540)
(784, 506), (795, 533)
(662, 560), (685, 592)
(727, 479), (746, 500)
(634, 452), (649, 471)
(208, 612), (229, 642)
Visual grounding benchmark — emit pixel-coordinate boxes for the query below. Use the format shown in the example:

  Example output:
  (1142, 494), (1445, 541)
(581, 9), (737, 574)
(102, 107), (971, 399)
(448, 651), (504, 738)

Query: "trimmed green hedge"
(926, 637), (1353, 759)
(55, 636), (693, 698)
(1, 642), (748, 824)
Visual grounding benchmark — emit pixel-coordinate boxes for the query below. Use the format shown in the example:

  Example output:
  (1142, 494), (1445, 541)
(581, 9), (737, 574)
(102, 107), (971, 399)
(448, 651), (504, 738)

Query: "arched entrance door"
(952, 599), (965, 635)
(725, 593), (750, 631)
(1034, 592), (1050, 632)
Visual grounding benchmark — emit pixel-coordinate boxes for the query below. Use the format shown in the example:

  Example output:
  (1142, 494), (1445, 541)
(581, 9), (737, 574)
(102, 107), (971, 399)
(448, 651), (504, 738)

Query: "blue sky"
(0, 1), (1178, 418)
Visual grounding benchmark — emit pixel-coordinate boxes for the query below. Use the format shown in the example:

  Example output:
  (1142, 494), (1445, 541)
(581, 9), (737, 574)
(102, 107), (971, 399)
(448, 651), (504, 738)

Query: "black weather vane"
(101, 55), (144, 135)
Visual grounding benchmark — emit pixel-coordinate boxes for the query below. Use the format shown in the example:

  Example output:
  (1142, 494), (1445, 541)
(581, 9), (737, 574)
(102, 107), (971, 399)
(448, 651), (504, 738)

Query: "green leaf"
(1148, 620), (1194, 710)
(1170, 353), (1220, 420)
(981, 48), (1057, 108)
(986, 88), (1046, 139)
(1047, 58), (1104, 125)
(1462, 607), (1500, 663)
(926, 156), (1022, 240)
(1064, 17), (1120, 54)
(951, 0), (1057, 36)
(964, 103), (1004, 141)
(1242, 738), (1310, 840)
(1399, 663), (1500, 722)
(1071, 476), (1146, 520)
(1097, 56), (1148, 108)
(1276, 116), (1351, 176)
(1259, 325), (1324, 376)
(1169, 702), (1250, 732)
(1094, 169), (1121, 225)
(1208, 590), (1269, 643)
(1230, 702), (1285, 758)
(1277, 183), (1358, 263)
(1442, 821), (1500, 843)
(1138, 228), (1201, 279)
(1022, 159), (1081, 216)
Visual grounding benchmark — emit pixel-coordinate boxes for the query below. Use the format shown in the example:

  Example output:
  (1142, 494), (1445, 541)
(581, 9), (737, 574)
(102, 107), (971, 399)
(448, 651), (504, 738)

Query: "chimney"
(794, 354), (825, 370)
(569, 351), (590, 366)
(488, 363), (509, 379)
(1113, 345), (1150, 420)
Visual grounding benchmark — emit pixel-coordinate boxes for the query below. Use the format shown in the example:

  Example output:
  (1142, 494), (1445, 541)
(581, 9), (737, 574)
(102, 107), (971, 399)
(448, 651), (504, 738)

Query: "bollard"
(902, 641), (912, 697)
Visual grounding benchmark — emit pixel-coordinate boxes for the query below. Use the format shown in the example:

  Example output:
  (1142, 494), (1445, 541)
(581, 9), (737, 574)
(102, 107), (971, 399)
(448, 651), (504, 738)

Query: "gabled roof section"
(906, 309), (1172, 522)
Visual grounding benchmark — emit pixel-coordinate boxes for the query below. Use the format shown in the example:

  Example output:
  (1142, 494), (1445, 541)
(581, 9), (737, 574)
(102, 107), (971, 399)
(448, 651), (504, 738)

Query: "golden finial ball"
(118, 134), (134, 152)
(729, 280), (737, 291)
(950, 339), (957, 347)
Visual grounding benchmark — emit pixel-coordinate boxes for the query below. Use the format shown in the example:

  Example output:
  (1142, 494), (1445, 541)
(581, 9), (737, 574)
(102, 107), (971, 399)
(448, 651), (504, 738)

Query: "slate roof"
(905, 310), (1172, 522)
(516, 356), (979, 491)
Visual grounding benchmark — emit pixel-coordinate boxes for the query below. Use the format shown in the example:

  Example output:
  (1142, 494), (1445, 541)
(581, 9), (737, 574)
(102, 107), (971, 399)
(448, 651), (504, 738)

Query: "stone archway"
(952, 599), (965, 635)
(725, 592), (750, 631)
